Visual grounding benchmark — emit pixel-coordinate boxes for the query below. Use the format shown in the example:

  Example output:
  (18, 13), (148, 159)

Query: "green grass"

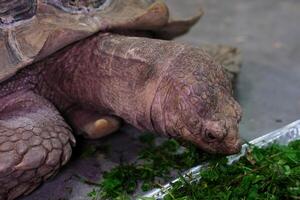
(87, 135), (300, 200)
(160, 140), (300, 200)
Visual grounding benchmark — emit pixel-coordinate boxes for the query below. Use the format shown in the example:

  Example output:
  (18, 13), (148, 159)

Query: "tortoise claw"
(66, 107), (121, 139)
(82, 116), (121, 139)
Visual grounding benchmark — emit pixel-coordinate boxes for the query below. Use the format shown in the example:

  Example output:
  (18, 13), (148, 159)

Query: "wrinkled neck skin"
(37, 33), (194, 132)
(1, 32), (242, 154)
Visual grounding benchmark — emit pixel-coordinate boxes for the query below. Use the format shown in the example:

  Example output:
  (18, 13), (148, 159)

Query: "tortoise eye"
(48, 0), (111, 13)
(206, 132), (216, 140)
(204, 130), (218, 142)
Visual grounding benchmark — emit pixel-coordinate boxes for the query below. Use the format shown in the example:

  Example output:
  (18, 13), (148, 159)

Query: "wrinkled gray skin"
(0, 1), (242, 200)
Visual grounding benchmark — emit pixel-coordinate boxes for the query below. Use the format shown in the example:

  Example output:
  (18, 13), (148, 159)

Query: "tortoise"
(0, 0), (242, 199)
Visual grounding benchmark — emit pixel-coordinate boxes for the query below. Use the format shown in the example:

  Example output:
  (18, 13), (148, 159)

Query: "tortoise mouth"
(0, 0), (37, 27)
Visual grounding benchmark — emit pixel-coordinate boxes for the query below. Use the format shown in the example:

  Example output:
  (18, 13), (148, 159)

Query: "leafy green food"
(80, 144), (110, 158)
(87, 135), (300, 200)
(80, 145), (97, 158)
(87, 135), (210, 199)
(163, 140), (300, 200)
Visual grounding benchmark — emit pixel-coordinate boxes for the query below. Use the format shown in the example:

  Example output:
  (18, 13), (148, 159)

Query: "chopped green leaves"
(87, 135), (206, 199)
(87, 136), (300, 200)
(164, 140), (300, 200)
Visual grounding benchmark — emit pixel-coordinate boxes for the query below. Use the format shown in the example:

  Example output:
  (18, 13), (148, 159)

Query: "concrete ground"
(22, 0), (300, 199)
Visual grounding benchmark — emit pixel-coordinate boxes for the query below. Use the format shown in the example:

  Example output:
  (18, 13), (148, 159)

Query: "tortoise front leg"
(0, 91), (75, 200)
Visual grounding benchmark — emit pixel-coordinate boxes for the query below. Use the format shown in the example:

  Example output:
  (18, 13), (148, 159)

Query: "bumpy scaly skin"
(0, 91), (74, 200)
(35, 32), (242, 154)
(0, 33), (242, 199)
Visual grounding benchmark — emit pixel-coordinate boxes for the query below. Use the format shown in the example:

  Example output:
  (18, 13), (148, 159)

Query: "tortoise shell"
(0, 0), (202, 82)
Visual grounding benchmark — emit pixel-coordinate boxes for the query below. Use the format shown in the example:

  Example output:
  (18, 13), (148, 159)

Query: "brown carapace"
(0, 0), (242, 199)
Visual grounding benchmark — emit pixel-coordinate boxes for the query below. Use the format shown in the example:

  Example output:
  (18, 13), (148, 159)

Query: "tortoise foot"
(0, 91), (75, 200)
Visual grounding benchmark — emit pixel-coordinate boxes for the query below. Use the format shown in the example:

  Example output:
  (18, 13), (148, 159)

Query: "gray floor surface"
(21, 0), (300, 199)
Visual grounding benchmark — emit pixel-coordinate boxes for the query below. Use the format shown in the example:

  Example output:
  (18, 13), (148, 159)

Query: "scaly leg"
(0, 91), (75, 200)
